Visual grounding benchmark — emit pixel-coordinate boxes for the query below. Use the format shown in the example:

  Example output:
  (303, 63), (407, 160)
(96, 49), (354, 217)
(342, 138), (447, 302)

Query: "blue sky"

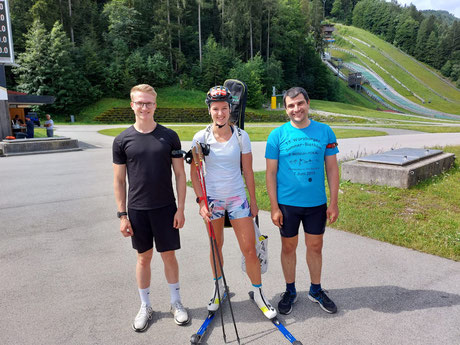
(396, 0), (460, 19)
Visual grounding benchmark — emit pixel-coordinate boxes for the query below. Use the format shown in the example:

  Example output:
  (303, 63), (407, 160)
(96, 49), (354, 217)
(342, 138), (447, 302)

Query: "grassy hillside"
(77, 84), (388, 124)
(333, 24), (460, 115)
(77, 87), (205, 122)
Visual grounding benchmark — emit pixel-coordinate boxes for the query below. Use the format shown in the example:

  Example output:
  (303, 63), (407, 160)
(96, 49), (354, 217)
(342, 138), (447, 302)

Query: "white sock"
(138, 287), (151, 306)
(169, 282), (181, 304)
(215, 276), (224, 290)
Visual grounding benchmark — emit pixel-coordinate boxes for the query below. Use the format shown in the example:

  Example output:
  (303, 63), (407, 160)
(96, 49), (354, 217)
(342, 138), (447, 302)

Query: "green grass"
(156, 86), (206, 108)
(310, 100), (448, 123)
(254, 145), (460, 261)
(77, 98), (130, 123)
(33, 128), (49, 138)
(335, 25), (460, 115)
(98, 126), (387, 141)
(75, 86), (206, 124)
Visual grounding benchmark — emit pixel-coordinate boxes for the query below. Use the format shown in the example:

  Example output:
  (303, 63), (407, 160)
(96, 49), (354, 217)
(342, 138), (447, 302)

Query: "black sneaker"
(277, 291), (297, 315)
(308, 289), (337, 314)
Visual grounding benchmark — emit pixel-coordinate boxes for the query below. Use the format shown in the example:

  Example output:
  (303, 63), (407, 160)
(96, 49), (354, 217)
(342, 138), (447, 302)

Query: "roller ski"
(190, 288), (228, 344)
(190, 310), (217, 345)
(249, 291), (303, 345)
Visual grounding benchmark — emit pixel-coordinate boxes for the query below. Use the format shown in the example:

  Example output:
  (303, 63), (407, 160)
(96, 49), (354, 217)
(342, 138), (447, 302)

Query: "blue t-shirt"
(265, 120), (339, 207)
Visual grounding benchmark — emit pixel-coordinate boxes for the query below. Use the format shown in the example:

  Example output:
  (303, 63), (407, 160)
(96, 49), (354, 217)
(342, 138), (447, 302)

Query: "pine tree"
(415, 15), (436, 62)
(14, 21), (51, 95)
(46, 22), (94, 113)
(424, 31), (440, 68)
(102, 0), (142, 51)
(394, 15), (419, 55)
(14, 21), (94, 114)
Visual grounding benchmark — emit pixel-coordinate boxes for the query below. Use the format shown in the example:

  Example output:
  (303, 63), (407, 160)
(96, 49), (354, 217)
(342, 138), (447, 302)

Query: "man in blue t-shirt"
(265, 87), (339, 315)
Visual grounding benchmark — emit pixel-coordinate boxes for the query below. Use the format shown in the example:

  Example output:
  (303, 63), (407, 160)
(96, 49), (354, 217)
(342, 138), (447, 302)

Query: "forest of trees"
(7, 0), (460, 115)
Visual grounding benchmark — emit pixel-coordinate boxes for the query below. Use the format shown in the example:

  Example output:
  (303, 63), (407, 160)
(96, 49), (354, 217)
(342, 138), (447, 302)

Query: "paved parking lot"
(1, 126), (459, 345)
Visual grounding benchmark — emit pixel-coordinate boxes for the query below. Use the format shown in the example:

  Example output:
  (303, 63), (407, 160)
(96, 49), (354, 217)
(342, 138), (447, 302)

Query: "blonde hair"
(130, 84), (157, 101)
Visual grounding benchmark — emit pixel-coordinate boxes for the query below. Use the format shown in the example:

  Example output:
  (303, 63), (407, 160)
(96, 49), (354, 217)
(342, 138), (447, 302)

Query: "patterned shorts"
(207, 195), (251, 221)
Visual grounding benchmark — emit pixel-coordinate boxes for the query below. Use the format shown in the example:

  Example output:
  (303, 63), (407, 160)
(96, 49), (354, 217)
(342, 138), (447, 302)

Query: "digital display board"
(0, 0), (14, 64)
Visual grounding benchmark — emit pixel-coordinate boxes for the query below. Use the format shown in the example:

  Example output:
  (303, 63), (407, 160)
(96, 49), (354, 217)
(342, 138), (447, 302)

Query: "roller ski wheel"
(190, 333), (201, 344)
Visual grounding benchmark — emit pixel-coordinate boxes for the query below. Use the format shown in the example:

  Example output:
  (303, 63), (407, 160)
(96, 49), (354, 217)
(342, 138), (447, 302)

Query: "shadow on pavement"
(181, 285), (460, 344)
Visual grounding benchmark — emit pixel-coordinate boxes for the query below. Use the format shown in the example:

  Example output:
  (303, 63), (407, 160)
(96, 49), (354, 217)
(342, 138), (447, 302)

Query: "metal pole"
(0, 64), (11, 139)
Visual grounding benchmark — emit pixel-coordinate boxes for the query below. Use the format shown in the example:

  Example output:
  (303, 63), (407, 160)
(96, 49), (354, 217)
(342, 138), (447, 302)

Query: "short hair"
(283, 87), (310, 108)
(130, 84), (157, 101)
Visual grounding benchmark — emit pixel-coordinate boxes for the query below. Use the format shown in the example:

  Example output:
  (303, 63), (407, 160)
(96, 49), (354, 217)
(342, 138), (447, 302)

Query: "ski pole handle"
(191, 145), (215, 236)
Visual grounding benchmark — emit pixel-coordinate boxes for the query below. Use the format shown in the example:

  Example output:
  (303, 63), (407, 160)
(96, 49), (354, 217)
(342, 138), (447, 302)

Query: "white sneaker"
(132, 303), (154, 332)
(253, 287), (277, 319)
(170, 301), (190, 325)
(207, 281), (227, 312)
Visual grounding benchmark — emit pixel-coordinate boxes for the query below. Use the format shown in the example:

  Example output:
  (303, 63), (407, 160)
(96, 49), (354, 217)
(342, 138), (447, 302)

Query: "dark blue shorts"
(278, 203), (327, 238)
(128, 203), (181, 253)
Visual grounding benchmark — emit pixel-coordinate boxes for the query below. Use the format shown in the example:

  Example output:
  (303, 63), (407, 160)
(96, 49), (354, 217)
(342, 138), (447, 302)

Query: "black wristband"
(117, 211), (128, 218)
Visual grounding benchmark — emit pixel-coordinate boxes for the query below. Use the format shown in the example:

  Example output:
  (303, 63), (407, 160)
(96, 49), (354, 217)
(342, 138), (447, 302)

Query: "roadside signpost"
(0, 0), (14, 139)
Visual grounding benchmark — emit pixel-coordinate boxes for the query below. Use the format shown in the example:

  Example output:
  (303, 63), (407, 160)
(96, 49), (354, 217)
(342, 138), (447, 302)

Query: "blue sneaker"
(308, 289), (337, 314)
(277, 291), (297, 315)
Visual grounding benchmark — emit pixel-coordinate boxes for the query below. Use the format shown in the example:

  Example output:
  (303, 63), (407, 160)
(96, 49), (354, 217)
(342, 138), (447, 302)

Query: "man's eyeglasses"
(133, 102), (156, 109)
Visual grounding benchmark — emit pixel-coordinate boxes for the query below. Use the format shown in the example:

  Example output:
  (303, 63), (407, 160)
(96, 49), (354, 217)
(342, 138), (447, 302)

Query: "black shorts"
(128, 203), (181, 253)
(278, 203), (327, 238)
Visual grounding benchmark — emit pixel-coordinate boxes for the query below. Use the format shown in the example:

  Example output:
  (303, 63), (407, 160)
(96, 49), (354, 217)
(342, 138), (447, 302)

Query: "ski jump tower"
(0, 0), (14, 140)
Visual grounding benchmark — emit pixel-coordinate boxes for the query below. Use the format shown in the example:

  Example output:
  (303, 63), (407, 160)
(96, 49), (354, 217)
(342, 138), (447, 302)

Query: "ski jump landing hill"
(323, 24), (460, 121)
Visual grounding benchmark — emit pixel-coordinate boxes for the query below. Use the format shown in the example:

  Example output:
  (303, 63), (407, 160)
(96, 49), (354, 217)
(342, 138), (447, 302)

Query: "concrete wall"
(341, 152), (456, 188)
(0, 137), (80, 156)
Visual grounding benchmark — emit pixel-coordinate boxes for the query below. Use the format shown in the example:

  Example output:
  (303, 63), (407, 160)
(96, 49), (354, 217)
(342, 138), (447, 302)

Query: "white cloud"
(396, 0), (460, 18)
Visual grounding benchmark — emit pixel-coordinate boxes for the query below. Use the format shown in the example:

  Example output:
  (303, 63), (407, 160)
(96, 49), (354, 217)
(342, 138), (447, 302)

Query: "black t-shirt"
(112, 124), (181, 210)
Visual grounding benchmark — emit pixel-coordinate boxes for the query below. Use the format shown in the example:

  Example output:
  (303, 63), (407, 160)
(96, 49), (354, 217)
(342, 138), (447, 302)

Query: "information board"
(0, 0), (14, 65)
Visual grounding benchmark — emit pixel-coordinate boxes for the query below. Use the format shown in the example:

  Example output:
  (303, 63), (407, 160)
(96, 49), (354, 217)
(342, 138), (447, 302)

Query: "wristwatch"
(196, 196), (205, 203)
(117, 211), (128, 218)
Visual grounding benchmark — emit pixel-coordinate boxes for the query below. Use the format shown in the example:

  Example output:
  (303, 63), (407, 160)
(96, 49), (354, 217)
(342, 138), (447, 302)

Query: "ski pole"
(191, 146), (227, 342)
(192, 145), (241, 345)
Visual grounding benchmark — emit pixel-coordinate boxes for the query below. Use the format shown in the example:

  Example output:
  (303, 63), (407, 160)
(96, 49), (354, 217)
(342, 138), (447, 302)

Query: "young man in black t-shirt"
(113, 84), (190, 332)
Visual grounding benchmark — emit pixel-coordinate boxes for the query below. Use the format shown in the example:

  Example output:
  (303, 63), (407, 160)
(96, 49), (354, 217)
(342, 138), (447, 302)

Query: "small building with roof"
(0, 90), (55, 139)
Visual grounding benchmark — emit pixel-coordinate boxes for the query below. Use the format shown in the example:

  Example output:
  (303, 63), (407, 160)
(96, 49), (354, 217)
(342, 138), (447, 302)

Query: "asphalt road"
(1, 125), (459, 345)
